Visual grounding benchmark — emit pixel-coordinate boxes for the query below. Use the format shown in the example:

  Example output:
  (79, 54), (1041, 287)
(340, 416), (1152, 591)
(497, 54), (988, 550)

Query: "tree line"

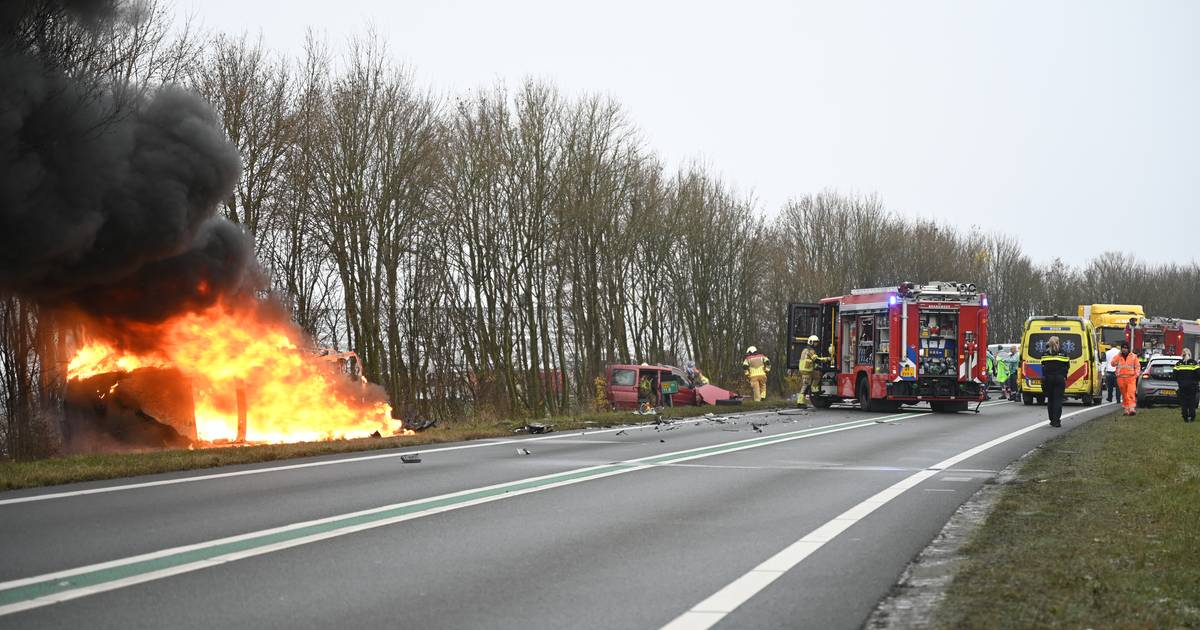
(3, 1), (1199, 458)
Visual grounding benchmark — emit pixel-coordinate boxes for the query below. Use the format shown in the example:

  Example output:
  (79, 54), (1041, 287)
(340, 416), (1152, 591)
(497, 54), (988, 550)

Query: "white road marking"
(939, 476), (974, 482)
(2, 401), (1013, 506)
(0, 409), (787, 506)
(659, 402), (1115, 630)
(0, 410), (926, 616)
(923, 488), (957, 492)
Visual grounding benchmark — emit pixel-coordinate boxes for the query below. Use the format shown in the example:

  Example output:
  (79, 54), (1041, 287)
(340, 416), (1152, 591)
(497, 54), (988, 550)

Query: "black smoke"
(0, 0), (253, 323)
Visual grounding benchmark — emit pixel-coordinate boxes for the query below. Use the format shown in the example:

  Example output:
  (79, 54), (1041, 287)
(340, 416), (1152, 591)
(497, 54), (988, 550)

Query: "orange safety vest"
(1111, 352), (1140, 378)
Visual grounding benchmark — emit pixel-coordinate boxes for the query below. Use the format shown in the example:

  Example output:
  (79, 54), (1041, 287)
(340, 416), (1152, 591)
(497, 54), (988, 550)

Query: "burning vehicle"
(62, 303), (403, 451)
(0, 1), (412, 452)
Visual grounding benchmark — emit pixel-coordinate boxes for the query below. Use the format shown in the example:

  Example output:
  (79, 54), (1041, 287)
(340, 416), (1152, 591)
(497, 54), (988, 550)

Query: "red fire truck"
(786, 282), (990, 412)
(1125, 317), (1200, 363)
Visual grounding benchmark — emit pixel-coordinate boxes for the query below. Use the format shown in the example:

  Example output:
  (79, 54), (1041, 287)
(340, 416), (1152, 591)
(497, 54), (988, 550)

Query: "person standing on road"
(1171, 349), (1199, 423)
(1111, 341), (1141, 416)
(796, 335), (826, 408)
(1103, 345), (1121, 402)
(994, 350), (1011, 401)
(1040, 336), (1070, 427)
(743, 346), (771, 402)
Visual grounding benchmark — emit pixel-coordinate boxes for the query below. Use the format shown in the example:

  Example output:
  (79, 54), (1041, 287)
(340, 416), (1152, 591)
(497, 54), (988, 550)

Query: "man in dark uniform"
(1040, 336), (1071, 428)
(1172, 349), (1199, 423)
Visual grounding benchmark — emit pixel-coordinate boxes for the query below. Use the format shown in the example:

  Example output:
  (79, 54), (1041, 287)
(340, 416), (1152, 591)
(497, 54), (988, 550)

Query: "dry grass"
(0, 399), (783, 491)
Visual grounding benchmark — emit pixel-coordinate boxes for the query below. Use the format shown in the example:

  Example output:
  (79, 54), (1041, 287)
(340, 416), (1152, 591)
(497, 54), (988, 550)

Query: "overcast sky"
(183, 0), (1198, 267)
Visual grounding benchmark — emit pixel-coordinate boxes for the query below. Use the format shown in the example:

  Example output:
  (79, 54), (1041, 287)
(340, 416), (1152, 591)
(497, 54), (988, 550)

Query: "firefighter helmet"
(746, 346), (757, 354)
(807, 335), (819, 344)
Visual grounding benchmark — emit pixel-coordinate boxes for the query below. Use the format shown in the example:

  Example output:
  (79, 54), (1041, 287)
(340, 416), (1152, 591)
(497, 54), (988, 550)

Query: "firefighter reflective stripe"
(799, 348), (815, 372)
(1040, 354), (1070, 364)
(1175, 364), (1200, 371)
(744, 353), (770, 377)
(1111, 353), (1140, 377)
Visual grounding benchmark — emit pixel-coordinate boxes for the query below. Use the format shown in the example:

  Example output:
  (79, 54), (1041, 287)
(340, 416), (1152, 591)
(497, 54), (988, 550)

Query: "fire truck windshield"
(1027, 333), (1084, 359)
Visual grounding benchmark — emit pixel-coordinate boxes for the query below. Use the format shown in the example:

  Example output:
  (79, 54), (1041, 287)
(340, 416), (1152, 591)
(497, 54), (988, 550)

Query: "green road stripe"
(0, 412), (918, 611)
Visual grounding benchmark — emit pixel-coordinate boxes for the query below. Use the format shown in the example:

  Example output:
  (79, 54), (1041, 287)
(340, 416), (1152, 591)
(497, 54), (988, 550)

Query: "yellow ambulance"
(1019, 315), (1102, 406)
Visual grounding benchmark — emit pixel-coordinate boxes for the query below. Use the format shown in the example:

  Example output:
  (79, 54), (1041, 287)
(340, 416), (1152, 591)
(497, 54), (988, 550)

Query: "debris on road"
(615, 430), (628, 436)
(517, 423), (554, 434)
(400, 453), (422, 464)
(516, 448), (532, 456)
(751, 422), (766, 433)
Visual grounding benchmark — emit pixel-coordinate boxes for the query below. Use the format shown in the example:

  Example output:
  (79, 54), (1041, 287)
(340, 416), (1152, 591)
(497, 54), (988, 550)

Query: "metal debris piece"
(751, 422), (766, 433)
(400, 453), (421, 464)
(525, 423), (554, 434)
(615, 430), (628, 436)
(659, 439), (665, 443)
(516, 448), (532, 456)
(408, 418), (437, 432)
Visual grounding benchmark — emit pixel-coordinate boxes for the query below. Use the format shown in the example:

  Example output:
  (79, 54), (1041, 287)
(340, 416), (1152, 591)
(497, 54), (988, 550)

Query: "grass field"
(936, 407), (1200, 629)
(0, 399), (783, 491)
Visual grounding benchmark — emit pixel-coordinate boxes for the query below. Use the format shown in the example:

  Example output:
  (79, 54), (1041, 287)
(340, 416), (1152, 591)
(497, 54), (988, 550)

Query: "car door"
(608, 367), (639, 410)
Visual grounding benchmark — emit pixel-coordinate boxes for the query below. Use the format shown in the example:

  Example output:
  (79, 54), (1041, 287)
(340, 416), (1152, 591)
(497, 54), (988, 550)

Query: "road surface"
(0, 399), (1115, 629)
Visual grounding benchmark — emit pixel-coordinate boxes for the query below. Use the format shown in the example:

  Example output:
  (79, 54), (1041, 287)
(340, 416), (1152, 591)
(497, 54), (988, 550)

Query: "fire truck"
(786, 282), (989, 412)
(1125, 317), (1200, 363)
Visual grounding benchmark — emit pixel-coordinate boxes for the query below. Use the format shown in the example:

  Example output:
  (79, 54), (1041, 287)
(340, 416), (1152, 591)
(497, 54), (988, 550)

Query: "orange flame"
(67, 302), (405, 443)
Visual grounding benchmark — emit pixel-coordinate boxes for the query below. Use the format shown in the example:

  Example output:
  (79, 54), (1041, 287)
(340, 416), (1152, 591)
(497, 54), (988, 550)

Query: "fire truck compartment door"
(786, 303), (821, 369)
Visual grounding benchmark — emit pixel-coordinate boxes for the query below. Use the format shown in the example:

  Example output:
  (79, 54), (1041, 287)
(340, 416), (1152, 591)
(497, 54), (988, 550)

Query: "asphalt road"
(0, 398), (1116, 629)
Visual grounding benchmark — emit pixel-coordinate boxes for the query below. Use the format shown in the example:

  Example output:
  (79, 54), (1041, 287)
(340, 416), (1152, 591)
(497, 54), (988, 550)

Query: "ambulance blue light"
(889, 295), (899, 306)
(982, 296), (989, 308)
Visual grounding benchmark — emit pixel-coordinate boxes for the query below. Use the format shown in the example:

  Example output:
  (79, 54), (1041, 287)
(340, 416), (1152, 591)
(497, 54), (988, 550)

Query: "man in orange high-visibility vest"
(1110, 341), (1141, 416)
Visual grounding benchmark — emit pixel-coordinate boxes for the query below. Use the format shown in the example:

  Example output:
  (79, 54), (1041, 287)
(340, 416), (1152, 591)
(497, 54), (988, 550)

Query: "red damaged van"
(605, 364), (738, 410)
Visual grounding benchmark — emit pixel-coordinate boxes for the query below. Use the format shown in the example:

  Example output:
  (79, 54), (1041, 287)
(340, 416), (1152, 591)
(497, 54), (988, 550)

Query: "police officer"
(1172, 349), (1199, 423)
(1040, 336), (1070, 427)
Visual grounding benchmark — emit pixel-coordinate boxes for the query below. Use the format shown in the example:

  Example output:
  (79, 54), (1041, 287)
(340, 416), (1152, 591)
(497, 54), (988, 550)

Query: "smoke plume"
(0, 0), (253, 323)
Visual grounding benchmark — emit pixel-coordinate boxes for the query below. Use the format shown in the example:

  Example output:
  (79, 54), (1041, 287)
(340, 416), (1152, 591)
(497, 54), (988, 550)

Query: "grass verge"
(0, 399), (784, 491)
(936, 407), (1200, 629)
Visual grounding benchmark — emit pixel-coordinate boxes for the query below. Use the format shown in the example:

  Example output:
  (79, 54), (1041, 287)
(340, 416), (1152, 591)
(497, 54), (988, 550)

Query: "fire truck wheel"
(1022, 393), (1034, 406)
(811, 396), (833, 409)
(856, 377), (876, 412)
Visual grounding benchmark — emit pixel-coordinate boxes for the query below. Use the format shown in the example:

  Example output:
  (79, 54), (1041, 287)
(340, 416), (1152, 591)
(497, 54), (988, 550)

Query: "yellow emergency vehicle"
(1019, 315), (1102, 406)
(1078, 304), (1145, 353)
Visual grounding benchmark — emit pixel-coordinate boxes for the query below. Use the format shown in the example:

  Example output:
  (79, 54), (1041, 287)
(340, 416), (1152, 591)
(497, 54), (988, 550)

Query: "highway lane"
(0, 399), (1115, 629)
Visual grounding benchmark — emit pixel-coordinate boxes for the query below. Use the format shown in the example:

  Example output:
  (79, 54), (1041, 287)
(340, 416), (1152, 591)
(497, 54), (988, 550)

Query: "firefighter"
(1040, 336), (1070, 427)
(796, 335), (826, 408)
(742, 346), (771, 402)
(1110, 341), (1141, 416)
(1171, 349), (1199, 423)
(638, 374), (655, 411)
(684, 360), (709, 387)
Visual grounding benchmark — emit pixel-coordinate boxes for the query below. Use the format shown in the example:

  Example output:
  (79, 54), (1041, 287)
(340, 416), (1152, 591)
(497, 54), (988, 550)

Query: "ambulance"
(1018, 315), (1102, 406)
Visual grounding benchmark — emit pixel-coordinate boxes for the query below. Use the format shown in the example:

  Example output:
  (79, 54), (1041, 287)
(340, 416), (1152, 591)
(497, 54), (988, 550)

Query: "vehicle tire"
(811, 396), (833, 409)
(1022, 393), (1034, 406)
(857, 377), (875, 412)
